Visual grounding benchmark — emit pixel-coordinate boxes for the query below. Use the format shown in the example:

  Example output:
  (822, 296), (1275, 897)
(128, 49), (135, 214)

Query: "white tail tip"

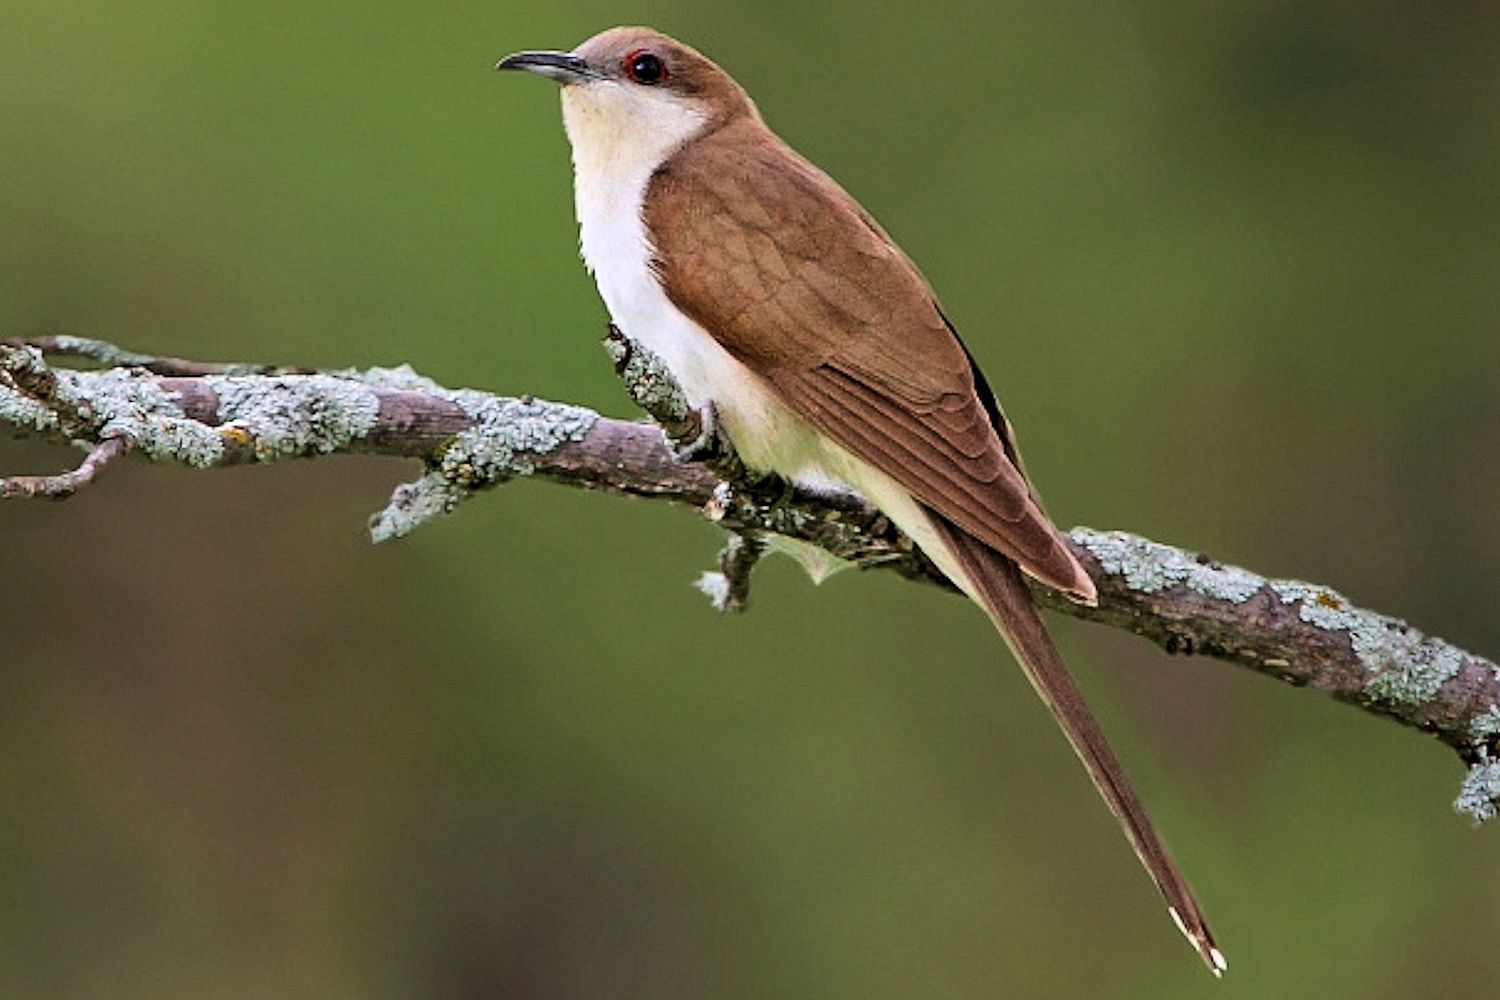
(1169, 906), (1228, 978)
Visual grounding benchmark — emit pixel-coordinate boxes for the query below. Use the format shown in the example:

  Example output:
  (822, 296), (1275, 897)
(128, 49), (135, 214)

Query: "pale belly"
(597, 257), (833, 485)
(596, 260), (977, 601)
(570, 151), (972, 597)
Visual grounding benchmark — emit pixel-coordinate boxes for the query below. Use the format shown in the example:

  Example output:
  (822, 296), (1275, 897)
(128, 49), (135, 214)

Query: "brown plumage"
(499, 25), (1224, 974)
(646, 117), (1093, 598)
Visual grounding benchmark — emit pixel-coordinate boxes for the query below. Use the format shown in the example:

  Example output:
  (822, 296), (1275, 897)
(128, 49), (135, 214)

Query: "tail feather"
(931, 514), (1226, 976)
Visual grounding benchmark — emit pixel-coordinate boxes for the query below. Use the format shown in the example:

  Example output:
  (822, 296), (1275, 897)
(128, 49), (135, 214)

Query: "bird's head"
(498, 27), (757, 168)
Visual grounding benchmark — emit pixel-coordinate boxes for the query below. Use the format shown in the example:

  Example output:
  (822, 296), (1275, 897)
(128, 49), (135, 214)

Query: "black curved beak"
(495, 50), (595, 83)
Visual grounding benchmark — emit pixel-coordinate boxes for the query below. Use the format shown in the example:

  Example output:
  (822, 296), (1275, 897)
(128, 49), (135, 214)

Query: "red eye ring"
(623, 48), (667, 85)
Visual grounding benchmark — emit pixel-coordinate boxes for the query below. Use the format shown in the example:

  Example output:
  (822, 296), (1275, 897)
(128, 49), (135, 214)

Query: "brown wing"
(645, 118), (1090, 597)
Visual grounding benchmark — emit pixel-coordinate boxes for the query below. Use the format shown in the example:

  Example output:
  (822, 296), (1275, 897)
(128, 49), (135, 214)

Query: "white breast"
(560, 82), (817, 476)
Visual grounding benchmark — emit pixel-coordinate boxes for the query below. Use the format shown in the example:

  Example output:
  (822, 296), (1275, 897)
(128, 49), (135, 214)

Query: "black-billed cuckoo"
(498, 26), (1224, 974)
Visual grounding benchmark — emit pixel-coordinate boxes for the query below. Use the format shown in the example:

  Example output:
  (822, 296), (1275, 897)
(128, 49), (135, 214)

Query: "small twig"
(6, 335), (307, 377)
(0, 437), (131, 499)
(698, 531), (766, 612)
(1, 343), (95, 440)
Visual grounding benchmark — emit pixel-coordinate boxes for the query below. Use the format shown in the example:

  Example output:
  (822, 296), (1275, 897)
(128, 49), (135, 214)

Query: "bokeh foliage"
(3, 2), (1499, 997)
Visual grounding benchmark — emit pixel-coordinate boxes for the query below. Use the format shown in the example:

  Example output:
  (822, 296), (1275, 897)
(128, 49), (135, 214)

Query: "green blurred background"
(3, 1), (1499, 997)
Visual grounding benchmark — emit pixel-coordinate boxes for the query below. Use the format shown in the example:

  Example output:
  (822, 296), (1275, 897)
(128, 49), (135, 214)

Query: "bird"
(497, 26), (1225, 975)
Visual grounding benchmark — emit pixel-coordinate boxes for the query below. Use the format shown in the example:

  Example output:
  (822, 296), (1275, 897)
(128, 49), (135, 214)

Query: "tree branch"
(4, 336), (1498, 822)
(0, 437), (130, 498)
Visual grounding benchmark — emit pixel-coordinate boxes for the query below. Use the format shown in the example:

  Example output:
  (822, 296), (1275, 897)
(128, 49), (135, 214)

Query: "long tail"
(929, 514), (1226, 976)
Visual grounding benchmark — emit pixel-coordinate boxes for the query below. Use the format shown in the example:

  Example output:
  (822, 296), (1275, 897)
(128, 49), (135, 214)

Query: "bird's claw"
(669, 400), (790, 513)
(671, 400), (724, 463)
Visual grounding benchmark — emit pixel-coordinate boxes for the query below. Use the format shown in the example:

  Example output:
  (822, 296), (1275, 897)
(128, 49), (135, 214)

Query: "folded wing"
(645, 118), (1091, 599)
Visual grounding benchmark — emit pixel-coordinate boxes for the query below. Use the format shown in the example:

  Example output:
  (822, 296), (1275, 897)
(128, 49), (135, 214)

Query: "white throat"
(560, 82), (706, 291)
(560, 82), (747, 420)
(560, 84), (812, 475)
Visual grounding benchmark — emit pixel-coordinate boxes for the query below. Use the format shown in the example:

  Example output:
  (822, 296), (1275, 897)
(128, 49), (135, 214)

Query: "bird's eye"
(624, 50), (666, 85)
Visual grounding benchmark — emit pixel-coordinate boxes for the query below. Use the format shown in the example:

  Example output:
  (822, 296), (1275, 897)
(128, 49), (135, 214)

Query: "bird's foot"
(740, 467), (798, 522)
(671, 400), (727, 464)
(668, 398), (792, 516)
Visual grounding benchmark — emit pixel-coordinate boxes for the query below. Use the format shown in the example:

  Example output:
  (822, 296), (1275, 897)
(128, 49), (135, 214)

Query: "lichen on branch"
(4, 335), (1499, 823)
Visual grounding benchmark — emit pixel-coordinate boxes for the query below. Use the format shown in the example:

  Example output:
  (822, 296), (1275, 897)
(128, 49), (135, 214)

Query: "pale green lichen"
(369, 385), (597, 543)
(1455, 757), (1500, 823)
(1361, 641), (1464, 706)
(442, 391), (597, 481)
(40, 336), (272, 376)
(338, 363), (446, 395)
(205, 375), (380, 461)
(695, 571), (732, 611)
(3, 344), (222, 463)
(57, 368), (224, 467)
(369, 471), (457, 542)
(1072, 528), (1266, 602)
(1270, 581), (1362, 630)
(1269, 580), (1465, 707)
(604, 334), (693, 422)
(43, 336), (165, 370)
(1077, 528), (1470, 709)
(1469, 706), (1500, 745)
(0, 383), (60, 433)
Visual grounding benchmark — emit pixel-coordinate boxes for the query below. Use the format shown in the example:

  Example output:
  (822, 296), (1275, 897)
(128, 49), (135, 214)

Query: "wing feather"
(645, 118), (1090, 597)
